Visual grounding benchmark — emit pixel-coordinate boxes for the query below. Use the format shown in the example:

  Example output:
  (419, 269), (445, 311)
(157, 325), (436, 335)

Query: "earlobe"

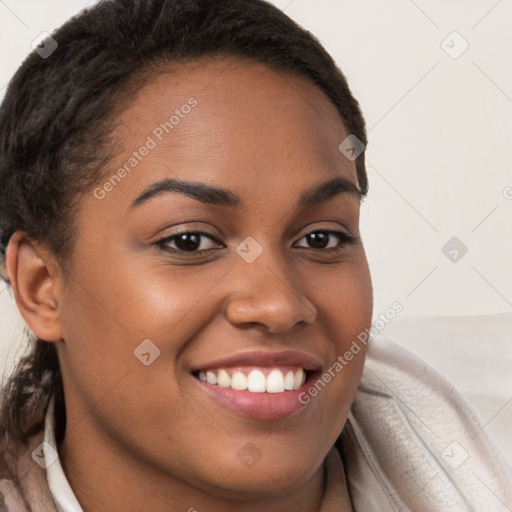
(5, 232), (64, 343)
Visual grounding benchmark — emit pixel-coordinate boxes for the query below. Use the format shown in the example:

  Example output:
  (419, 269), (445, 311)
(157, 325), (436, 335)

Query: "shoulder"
(340, 334), (512, 511)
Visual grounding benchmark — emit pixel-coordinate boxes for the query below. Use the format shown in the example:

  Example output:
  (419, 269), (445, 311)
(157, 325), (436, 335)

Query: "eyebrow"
(129, 176), (362, 211)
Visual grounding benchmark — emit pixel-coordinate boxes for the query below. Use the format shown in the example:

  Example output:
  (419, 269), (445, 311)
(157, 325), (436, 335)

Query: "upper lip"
(190, 350), (322, 372)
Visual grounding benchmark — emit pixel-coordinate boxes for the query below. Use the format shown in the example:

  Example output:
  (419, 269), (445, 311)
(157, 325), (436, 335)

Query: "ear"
(5, 232), (64, 343)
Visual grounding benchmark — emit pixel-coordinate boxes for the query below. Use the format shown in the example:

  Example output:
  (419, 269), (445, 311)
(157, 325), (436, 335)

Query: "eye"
(294, 230), (357, 251)
(156, 230), (223, 255)
(155, 228), (358, 258)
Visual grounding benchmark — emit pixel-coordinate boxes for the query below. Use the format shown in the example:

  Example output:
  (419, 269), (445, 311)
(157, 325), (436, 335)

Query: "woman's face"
(56, 57), (373, 501)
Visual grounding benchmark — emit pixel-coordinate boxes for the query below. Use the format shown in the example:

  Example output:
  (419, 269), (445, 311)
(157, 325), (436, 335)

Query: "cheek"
(57, 262), (213, 461)
(57, 242), (234, 419)
(312, 254), (373, 406)
(308, 250), (373, 336)
(61, 249), (207, 347)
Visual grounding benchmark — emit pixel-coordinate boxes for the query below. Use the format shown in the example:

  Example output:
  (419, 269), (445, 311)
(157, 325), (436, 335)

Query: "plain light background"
(0, 0), (511, 459)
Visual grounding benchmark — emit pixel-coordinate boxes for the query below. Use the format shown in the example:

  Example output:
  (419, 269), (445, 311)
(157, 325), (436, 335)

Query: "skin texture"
(6, 57), (373, 512)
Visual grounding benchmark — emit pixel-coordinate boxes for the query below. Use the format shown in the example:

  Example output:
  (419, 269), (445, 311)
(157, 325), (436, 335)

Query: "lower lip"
(192, 373), (317, 420)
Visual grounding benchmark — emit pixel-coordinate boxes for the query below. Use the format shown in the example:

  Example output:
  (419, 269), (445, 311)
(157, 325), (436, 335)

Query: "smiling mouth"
(192, 366), (314, 393)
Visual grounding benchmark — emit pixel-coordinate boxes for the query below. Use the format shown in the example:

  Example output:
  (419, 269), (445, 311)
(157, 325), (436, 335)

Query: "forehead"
(99, 56), (358, 210)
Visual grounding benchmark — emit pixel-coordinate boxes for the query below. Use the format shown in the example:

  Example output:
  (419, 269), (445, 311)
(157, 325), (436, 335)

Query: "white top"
(44, 397), (83, 512)
(40, 334), (512, 511)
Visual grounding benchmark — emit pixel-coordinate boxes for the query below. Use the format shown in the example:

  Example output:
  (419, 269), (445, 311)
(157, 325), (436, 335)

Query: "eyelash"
(155, 229), (358, 257)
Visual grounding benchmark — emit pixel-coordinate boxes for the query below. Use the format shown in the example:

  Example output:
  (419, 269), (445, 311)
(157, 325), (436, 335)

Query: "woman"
(0, 1), (510, 510)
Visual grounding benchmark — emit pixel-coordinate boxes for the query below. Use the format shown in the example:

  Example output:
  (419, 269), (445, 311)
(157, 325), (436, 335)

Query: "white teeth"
(198, 367), (308, 393)
(206, 371), (217, 385)
(266, 369), (285, 393)
(247, 370), (266, 393)
(217, 369), (231, 387)
(284, 371), (295, 391)
(294, 368), (305, 390)
(231, 371), (248, 390)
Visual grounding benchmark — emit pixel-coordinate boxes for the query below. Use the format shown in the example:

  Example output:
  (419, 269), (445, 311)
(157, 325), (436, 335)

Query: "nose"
(225, 253), (317, 333)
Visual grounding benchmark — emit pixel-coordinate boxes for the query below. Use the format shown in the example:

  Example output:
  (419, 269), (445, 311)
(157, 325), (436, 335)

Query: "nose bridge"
(225, 239), (317, 332)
